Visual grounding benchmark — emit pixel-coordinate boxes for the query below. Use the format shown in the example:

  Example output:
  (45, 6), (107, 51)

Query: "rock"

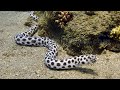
(26, 11), (120, 55)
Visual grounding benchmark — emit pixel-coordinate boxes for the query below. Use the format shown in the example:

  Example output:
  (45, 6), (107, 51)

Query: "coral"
(54, 11), (73, 28)
(25, 11), (120, 55)
(110, 26), (120, 41)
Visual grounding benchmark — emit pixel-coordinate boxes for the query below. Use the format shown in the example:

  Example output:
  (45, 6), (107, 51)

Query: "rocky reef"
(25, 11), (120, 56)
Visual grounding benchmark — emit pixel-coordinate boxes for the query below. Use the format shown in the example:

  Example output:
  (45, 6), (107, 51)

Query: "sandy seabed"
(0, 11), (120, 79)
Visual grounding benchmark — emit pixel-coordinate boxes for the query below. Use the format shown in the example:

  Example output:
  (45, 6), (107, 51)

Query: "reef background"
(26, 11), (120, 56)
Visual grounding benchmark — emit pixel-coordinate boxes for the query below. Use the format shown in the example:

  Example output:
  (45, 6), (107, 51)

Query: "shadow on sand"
(49, 67), (98, 76)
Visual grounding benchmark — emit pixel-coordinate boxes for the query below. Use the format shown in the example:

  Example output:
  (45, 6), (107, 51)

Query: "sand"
(0, 11), (120, 79)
